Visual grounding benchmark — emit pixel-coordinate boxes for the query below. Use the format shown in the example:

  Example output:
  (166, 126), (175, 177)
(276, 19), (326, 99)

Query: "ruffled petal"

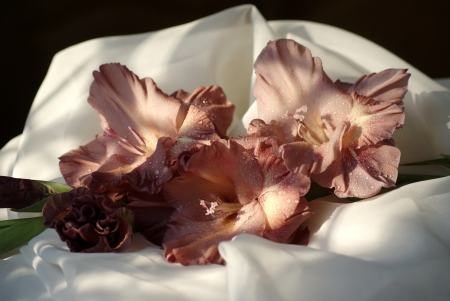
(247, 118), (297, 143)
(163, 201), (266, 265)
(172, 86), (235, 137)
(254, 39), (352, 144)
(281, 121), (349, 175)
(89, 63), (185, 154)
(124, 137), (174, 194)
(183, 139), (263, 205)
(60, 63), (186, 194)
(167, 105), (221, 164)
(257, 156), (312, 242)
(313, 139), (401, 198)
(344, 69), (410, 105)
(343, 92), (405, 149)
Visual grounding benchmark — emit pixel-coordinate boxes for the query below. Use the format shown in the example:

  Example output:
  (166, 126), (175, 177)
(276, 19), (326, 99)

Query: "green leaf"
(37, 181), (73, 193)
(0, 217), (46, 256)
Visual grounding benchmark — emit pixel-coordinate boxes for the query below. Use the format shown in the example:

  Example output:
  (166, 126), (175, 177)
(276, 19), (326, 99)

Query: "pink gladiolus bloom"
(253, 39), (409, 198)
(59, 63), (234, 198)
(162, 138), (312, 265)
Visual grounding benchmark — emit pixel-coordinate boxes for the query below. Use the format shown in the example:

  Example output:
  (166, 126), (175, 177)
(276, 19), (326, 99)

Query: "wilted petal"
(43, 188), (133, 252)
(313, 139), (400, 198)
(343, 92), (405, 149)
(254, 39), (352, 144)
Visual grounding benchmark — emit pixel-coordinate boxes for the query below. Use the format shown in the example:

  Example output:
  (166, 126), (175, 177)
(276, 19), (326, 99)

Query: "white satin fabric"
(1, 5), (450, 301)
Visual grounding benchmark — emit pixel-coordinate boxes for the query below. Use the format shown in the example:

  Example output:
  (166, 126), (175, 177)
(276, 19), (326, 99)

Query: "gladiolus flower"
(162, 138), (312, 265)
(253, 39), (409, 198)
(59, 63), (234, 198)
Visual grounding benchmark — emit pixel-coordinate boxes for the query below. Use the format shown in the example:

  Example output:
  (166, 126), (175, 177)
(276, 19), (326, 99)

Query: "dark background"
(1, 0), (449, 148)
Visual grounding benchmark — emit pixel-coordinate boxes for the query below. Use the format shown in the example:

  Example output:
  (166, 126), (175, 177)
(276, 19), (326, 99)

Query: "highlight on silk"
(1, 5), (450, 300)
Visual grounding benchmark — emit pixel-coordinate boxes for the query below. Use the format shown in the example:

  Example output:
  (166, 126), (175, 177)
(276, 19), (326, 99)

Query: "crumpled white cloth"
(1, 4), (450, 301)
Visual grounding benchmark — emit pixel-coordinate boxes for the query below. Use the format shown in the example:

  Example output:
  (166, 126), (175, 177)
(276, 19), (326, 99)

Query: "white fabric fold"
(220, 176), (450, 300)
(1, 4), (450, 301)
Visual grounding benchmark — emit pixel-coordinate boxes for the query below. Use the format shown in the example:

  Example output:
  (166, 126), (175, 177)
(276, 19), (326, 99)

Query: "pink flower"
(161, 138), (312, 265)
(253, 39), (409, 198)
(59, 63), (234, 198)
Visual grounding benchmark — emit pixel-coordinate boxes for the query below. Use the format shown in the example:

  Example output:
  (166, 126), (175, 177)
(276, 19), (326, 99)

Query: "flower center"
(285, 106), (326, 145)
(104, 126), (154, 157)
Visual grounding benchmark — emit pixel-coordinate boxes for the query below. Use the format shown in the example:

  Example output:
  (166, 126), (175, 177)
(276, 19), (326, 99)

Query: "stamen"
(297, 123), (304, 138)
(104, 126), (146, 156)
(118, 140), (145, 155)
(297, 124), (322, 145)
(128, 126), (146, 147)
(200, 200), (218, 215)
(104, 127), (121, 139)
(348, 147), (358, 159)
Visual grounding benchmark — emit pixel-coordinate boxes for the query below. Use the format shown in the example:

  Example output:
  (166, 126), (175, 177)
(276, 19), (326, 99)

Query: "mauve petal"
(172, 86), (235, 137)
(59, 129), (145, 195)
(346, 69), (410, 105)
(254, 39), (352, 144)
(162, 212), (234, 265)
(264, 196), (313, 244)
(184, 139), (263, 205)
(259, 169), (310, 231)
(163, 170), (237, 220)
(254, 145), (312, 242)
(247, 118), (296, 143)
(163, 201), (266, 265)
(124, 137), (174, 195)
(281, 121), (349, 175)
(43, 188), (91, 227)
(313, 139), (400, 198)
(343, 92), (405, 149)
(167, 105), (221, 164)
(89, 63), (185, 152)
